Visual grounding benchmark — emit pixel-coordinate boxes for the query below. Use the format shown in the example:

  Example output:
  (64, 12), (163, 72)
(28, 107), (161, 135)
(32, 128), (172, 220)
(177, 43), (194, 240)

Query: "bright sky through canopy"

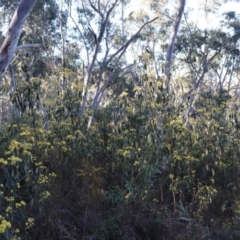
(220, 1), (240, 13)
(188, 1), (240, 29)
(127, 0), (240, 30)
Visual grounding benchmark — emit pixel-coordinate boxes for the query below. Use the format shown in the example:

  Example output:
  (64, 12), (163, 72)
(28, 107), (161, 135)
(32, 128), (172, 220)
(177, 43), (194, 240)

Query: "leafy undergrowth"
(1, 81), (240, 240)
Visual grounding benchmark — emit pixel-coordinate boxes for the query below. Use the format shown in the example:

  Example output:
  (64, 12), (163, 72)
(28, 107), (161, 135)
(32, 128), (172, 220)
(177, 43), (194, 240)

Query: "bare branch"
(69, 9), (90, 64)
(107, 17), (159, 65)
(88, 0), (102, 16)
(92, 64), (134, 108)
(81, 0), (120, 114)
(97, 0), (118, 43)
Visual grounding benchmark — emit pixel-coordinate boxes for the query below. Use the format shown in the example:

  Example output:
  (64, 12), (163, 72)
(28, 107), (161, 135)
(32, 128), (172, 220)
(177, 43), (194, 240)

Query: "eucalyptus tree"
(173, 8), (240, 123)
(165, 0), (186, 88)
(0, 0), (37, 74)
(64, 0), (158, 127)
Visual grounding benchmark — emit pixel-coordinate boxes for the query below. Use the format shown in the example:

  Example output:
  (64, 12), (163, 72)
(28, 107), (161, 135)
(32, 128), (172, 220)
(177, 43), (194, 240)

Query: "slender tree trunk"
(80, 0), (118, 115)
(59, 0), (67, 91)
(9, 65), (20, 117)
(165, 0), (186, 89)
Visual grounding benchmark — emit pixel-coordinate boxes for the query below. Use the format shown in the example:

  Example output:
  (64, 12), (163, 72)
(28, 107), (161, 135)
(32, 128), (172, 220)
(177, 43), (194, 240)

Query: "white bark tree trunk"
(165, 0), (186, 88)
(80, 0), (118, 114)
(0, 0), (37, 74)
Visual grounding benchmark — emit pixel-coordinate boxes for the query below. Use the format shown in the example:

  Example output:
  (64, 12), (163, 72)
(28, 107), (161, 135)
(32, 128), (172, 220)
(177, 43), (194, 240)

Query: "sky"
(188, 1), (240, 29)
(124, 0), (240, 30)
(216, 1), (240, 13)
(189, 1), (240, 29)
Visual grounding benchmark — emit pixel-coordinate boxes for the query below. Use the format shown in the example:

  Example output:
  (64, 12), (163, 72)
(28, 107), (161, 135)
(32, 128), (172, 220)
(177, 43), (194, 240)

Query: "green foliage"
(1, 61), (240, 239)
(0, 74), (238, 239)
(2, 1), (240, 239)
(0, 78), (57, 239)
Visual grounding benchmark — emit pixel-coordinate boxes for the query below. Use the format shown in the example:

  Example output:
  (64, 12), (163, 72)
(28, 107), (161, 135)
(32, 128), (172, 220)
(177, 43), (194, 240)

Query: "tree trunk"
(0, 0), (37, 74)
(165, 0), (186, 89)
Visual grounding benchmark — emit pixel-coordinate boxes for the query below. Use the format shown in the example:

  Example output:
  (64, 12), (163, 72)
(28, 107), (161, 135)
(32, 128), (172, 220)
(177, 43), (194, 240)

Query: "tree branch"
(80, 0), (119, 114)
(106, 17), (159, 65)
(16, 43), (44, 51)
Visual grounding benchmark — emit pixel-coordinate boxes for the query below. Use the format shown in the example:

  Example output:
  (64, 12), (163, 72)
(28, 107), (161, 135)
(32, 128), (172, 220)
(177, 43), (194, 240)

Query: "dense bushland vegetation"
(1, 77), (240, 239)
(1, 0), (240, 239)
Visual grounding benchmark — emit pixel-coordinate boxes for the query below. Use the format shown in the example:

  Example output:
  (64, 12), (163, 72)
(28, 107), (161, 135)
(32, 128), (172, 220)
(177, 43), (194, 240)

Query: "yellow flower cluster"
(0, 158), (8, 165)
(7, 156), (22, 165)
(35, 162), (46, 169)
(25, 218), (34, 230)
(120, 91), (128, 98)
(169, 174), (174, 179)
(134, 161), (139, 166)
(6, 206), (12, 213)
(0, 216), (11, 233)
(5, 197), (14, 202)
(37, 174), (48, 184)
(40, 191), (50, 199)
(35, 162), (42, 167)
(15, 201), (26, 209)
(66, 134), (76, 141)
(20, 130), (31, 137)
(49, 172), (57, 178)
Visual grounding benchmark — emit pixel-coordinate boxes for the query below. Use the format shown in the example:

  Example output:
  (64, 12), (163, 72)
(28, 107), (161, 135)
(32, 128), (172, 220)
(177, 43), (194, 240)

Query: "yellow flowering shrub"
(0, 120), (56, 239)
